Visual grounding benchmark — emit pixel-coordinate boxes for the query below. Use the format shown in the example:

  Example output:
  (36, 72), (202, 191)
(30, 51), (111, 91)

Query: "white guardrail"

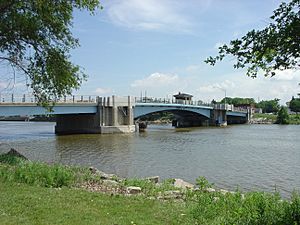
(0, 94), (248, 113)
(0, 94), (97, 104)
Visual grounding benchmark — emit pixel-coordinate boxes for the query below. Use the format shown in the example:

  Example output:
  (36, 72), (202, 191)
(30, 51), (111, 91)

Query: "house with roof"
(173, 92), (193, 105)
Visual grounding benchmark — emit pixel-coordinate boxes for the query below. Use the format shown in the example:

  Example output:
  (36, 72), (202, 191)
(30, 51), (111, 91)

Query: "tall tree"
(256, 99), (280, 113)
(0, 0), (102, 106)
(289, 97), (300, 112)
(220, 97), (255, 106)
(205, 0), (300, 77)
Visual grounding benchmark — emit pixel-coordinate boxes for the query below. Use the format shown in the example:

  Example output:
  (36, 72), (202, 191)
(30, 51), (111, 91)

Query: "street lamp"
(213, 86), (227, 110)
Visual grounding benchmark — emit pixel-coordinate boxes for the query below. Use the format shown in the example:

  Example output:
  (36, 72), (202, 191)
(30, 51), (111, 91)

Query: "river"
(0, 121), (299, 197)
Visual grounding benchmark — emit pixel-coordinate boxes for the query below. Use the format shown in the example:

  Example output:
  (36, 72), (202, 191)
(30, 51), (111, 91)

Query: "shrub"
(189, 178), (300, 225)
(276, 106), (289, 124)
(0, 154), (94, 188)
(0, 153), (25, 165)
(0, 162), (76, 187)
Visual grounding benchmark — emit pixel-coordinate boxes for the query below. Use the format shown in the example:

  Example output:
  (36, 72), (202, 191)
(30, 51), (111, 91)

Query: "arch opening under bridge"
(134, 104), (213, 127)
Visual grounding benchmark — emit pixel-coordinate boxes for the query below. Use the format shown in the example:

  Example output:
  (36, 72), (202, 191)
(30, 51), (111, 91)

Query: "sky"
(1, 0), (300, 104)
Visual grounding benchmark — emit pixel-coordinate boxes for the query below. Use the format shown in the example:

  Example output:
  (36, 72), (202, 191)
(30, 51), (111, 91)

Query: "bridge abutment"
(55, 96), (135, 135)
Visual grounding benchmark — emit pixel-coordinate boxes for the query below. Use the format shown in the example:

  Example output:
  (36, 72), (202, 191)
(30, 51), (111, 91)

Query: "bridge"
(0, 94), (249, 134)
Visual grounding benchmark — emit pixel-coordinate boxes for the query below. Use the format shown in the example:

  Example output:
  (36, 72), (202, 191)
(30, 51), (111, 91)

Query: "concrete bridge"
(0, 94), (249, 134)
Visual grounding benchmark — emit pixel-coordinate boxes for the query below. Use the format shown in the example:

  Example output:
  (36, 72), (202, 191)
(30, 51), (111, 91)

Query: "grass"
(1, 154), (300, 225)
(288, 114), (300, 124)
(0, 182), (192, 225)
(188, 190), (300, 225)
(0, 158), (93, 188)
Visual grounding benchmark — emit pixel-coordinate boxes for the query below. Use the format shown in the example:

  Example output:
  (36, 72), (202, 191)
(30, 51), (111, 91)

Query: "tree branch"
(0, 56), (29, 75)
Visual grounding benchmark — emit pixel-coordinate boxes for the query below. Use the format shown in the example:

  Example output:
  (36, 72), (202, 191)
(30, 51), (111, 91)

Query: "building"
(173, 92), (193, 104)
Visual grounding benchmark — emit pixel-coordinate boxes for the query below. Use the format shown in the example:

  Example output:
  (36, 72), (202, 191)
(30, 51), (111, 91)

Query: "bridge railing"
(213, 104), (248, 113)
(232, 107), (249, 113)
(0, 94), (97, 104)
(135, 97), (213, 107)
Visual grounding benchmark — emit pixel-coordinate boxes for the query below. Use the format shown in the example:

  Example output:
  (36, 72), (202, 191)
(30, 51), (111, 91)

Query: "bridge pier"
(212, 109), (227, 126)
(55, 114), (101, 134)
(55, 96), (135, 135)
(98, 96), (135, 134)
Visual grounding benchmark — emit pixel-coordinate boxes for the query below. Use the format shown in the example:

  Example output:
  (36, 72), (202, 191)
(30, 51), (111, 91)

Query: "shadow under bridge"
(134, 103), (213, 127)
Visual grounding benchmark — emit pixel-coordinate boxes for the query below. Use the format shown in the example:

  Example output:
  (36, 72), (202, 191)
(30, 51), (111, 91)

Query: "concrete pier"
(55, 96), (135, 134)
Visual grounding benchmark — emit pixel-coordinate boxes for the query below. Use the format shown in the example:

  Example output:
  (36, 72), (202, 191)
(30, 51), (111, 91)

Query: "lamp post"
(213, 86), (227, 110)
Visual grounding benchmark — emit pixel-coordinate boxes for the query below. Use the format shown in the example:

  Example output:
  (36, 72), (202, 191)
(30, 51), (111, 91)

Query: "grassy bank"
(0, 182), (190, 225)
(252, 113), (300, 124)
(1, 153), (300, 225)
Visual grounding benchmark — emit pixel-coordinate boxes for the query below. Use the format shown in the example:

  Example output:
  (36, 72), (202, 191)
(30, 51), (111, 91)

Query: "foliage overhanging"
(205, 0), (300, 77)
(0, 0), (102, 106)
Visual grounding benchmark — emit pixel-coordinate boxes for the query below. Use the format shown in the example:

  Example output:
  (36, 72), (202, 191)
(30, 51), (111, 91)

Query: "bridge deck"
(0, 103), (97, 116)
(0, 98), (247, 118)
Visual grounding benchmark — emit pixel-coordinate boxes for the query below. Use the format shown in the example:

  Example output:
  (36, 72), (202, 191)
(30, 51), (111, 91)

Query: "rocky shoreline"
(3, 148), (242, 201)
(83, 166), (242, 201)
(249, 118), (274, 124)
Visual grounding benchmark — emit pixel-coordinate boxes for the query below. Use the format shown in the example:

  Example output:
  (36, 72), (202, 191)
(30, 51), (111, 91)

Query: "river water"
(0, 121), (299, 197)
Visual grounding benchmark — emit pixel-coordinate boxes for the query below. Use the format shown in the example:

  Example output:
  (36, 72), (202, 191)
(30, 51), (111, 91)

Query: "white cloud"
(194, 73), (300, 104)
(196, 80), (236, 102)
(105, 0), (193, 33)
(95, 87), (112, 95)
(127, 68), (300, 104)
(271, 69), (300, 81)
(131, 72), (179, 88)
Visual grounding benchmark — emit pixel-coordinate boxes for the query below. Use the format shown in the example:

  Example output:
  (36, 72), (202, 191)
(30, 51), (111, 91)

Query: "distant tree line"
(215, 96), (300, 114)
(220, 97), (256, 106)
(255, 99), (280, 113)
(139, 112), (175, 122)
(214, 97), (281, 114)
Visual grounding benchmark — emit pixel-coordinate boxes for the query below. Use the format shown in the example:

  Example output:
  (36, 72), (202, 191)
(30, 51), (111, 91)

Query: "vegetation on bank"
(290, 97), (300, 113)
(1, 153), (300, 225)
(276, 107), (290, 124)
(139, 111), (174, 123)
(252, 113), (300, 125)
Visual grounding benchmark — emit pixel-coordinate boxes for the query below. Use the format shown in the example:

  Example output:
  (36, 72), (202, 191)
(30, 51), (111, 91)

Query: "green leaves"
(276, 106), (290, 124)
(289, 97), (300, 112)
(205, 0), (300, 77)
(256, 99), (280, 114)
(0, 0), (102, 105)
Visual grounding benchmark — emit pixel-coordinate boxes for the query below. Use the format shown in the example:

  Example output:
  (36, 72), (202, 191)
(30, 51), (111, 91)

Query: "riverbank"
(251, 113), (300, 124)
(1, 151), (300, 224)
